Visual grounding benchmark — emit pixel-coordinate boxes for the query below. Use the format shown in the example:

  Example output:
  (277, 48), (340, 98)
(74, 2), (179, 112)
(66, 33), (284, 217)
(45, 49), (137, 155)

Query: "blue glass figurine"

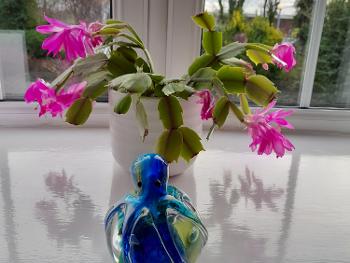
(105, 153), (208, 263)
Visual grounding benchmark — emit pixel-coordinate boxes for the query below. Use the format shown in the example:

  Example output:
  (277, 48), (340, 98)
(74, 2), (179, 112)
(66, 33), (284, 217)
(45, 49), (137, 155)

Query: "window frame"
(0, 0), (350, 133)
(299, 0), (327, 108)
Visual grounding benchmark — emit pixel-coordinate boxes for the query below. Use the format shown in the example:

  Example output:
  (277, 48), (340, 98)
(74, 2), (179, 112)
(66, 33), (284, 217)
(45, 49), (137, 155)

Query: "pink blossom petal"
(258, 100), (277, 115)
(24, 79), (85, 117)
(44, 15), (69, 28)
(57, 81), (86, 107)
(36, 16), (69, 34)
(257, 140), (267, 155)
(271, 42), (297, 72)
(245, 100), (295, 157)
(36, 16), (103, 62)
(196, 89), (215, 120)
(36, 25), (62, 34)
(42, 33), (64, 56)
(268, 109), (294, 119)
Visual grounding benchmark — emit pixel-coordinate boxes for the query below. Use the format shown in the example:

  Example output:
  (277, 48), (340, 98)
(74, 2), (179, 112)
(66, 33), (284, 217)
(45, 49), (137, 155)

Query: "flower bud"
(271, 42), (296, 72)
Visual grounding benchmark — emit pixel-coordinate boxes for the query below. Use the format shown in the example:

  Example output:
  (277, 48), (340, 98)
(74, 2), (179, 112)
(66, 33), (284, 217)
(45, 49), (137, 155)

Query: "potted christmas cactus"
(25, 12), (296, 175)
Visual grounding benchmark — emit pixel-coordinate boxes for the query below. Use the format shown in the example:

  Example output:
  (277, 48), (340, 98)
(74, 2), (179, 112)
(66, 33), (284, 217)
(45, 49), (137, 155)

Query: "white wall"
(113, 0), (204, 78)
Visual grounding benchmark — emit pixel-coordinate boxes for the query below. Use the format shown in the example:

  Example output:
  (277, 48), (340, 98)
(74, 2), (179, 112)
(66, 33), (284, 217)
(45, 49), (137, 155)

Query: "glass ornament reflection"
(105, 153), (208, 263)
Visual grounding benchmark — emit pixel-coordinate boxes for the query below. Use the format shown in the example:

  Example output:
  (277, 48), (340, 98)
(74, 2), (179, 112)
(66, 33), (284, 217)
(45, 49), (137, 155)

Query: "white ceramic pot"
(109, 89), (203, 176)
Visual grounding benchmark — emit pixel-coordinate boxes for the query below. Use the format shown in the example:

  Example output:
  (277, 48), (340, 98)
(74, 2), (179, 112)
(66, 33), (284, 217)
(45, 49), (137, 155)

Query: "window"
(205, 0), (350, 109)
(205, 0), (311, 106)
(0, 0), (111, 100)
(1, 0), (350, 111)
(311, 0), (350, 108)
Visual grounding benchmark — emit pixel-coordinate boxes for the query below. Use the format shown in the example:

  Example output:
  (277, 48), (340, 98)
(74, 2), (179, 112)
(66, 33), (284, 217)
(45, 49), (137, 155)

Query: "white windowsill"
(1, 101), (350, 134)
(0, 101), (109, 128)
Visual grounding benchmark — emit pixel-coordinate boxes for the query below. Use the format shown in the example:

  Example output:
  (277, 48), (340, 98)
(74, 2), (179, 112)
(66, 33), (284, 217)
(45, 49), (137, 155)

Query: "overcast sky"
(205, 0), (297, 17)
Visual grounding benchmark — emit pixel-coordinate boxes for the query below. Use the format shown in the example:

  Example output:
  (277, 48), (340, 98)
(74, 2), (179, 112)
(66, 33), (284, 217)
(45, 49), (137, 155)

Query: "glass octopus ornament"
(105, 153), (208, 263)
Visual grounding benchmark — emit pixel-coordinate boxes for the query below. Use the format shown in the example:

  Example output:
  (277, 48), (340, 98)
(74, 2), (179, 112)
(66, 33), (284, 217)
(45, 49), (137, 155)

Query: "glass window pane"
(311, 0), (350, 108)
(0, 0), (110, 101)
(205, 0), (313, 106)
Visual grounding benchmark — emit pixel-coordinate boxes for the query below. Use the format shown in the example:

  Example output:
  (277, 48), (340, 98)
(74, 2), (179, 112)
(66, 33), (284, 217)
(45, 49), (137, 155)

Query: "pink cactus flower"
(24, 79), (86, 117)
(36, 16), (103, 62)
(271, 42), (296, 72)
(245, 100), (294, 158)
(196, 90), (215, 120)
(57, 82), (86, 107)
(87, 21), (104, 47)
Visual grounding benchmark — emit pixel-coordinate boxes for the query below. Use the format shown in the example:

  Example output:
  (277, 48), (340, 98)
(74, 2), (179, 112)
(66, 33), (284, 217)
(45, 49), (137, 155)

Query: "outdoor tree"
(35, 0), (109, 23)
(219, 9), (283, 46)
(294, 0), (313, 52)
(218, 0), (225, 21)
(0, 0), (44, 58)
(0, 0), (110, 81)
(63, 0), (109, 23)
(0, 0), (38, 29)
(216, 0), (245, 22)
(313, 0), (350, 105)
(263, 0), (280, 26)
(228, 0), (245, 15)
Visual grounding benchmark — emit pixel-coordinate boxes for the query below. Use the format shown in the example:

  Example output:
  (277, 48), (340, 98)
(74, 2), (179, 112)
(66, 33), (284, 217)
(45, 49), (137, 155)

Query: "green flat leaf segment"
(135, 57), (151, 73)
(109, 73), (152, 94)
(114, 94), (132, 114)
(107, 50), (137, 77)
(188, 54), (216, 76)
(162, 83), (194, 96)
(192, 11), (216, 31)
(220, 57), (252, 69)
(65, 97), (93, 125)
(246, 43), (273, 52)
(189, 67), (217, 82)
(246, 49), (272, 66)
(240, 94), (250, 114)
(158, 96), (184, 129)
(229, 102), (244, 123)
(135, 100), (149, 141)
(217, 66), (245, 93)
(83, 70), (111, 99)
(245, 75), (278, 106)
(156, 129), (183, 163)
(51, 63), (74, 88)
(213, 96), (230, 127)
(106, 19), (124, 24)
(202, 31), (222, 55)
(148, 74), (165, 84)
(188, 67), (217, 90)
(73, 53), (108, 76)
(117, 46), (138, 62)
(99, 27), (120, 35)
(217, 42), (246, 60)
(179, 127), (204, 162)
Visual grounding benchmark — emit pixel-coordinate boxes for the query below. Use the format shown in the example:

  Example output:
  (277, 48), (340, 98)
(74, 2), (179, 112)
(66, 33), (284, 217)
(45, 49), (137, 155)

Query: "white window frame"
(0, 0), (350, 133)
(299, 0), (327, 107)
(0, 62), (3, 100)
